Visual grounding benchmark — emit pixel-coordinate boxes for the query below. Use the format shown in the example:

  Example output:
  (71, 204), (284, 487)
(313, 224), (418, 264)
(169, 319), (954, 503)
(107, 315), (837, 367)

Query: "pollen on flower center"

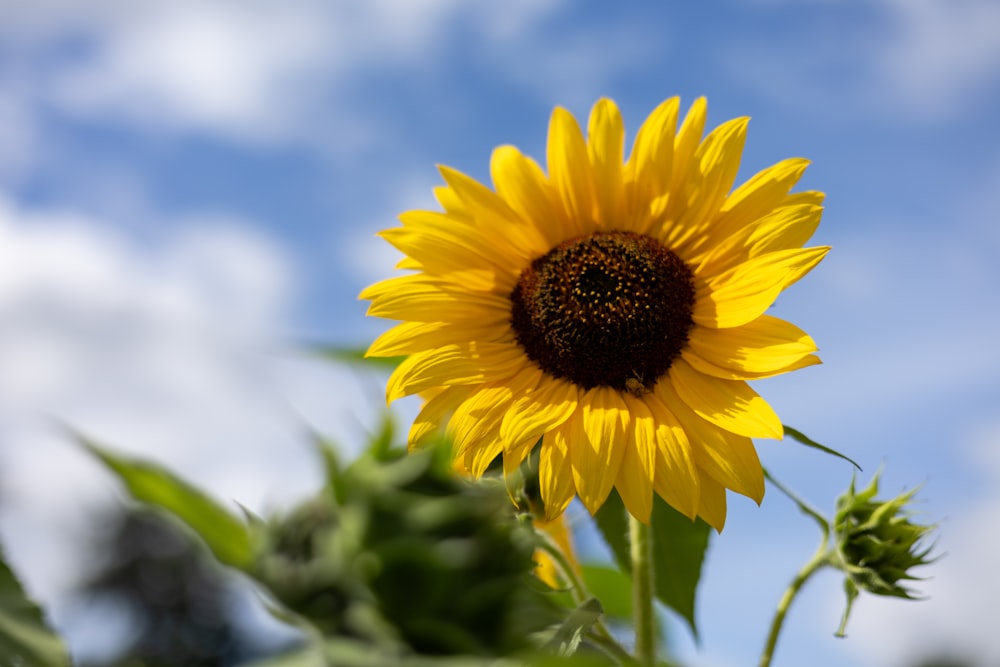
(509, 231), (695, 393)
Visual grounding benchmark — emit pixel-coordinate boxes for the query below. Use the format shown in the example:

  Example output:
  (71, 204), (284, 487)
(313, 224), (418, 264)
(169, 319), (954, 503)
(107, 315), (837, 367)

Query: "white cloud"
(48, 2), (343, 142)
(0, 197), (388, 658)
(1, 0), (564, 146)
(726, 0), (1000, 123)
(874, 0), (1000, 118)
(486, 17), (669, 112)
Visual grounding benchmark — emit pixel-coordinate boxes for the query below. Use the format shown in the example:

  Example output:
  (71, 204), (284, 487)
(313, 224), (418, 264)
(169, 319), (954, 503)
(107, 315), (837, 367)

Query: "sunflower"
(361, 97), (828, 530)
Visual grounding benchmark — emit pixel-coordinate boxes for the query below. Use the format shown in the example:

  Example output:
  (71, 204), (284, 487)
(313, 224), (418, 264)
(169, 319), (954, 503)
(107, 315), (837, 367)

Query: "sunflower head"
(834, 473), (937, 600)
(252, 440), (557, 656)
(361, 97), (829, 530)
(831, 472), (937, 637)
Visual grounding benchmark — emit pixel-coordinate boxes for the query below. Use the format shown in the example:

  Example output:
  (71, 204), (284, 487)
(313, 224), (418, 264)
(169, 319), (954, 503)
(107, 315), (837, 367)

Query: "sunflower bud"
(252, 437), (559, 658)
(832, 472), (937, 635)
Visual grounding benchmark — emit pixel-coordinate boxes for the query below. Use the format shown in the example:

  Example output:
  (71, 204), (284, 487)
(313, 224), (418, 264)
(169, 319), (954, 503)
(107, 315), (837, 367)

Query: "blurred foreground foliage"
(69, 508), (287, 667)
(0, 543), (70, 666)
(66, 422), (615, 667)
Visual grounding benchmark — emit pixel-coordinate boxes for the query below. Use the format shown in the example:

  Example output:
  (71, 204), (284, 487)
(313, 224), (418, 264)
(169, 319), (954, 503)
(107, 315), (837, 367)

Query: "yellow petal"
(378, 226), (515, 291)
(716, 157), (812, 236)
(547, 106), (595, 233)
(664, 97), (707, 217)
(614, 395), (658, 523)
(686, 315), (818, 374)
(784, 191), (825, 207)
(667, 358), (783, 439)
(449, 382), (522, 456)
(433, 184), (468, 217)
(386, 342), (527, 403)
(571, 387), (628, 514)
(693, 246), (830, 329)
(644, 391), (700, 520)
(667, 117), (749, 254)
(692, 428), (765, 504)
(367, 320), (508, 358)
(363, 274), (511, 324)
(696, 474), (728, 532)
(539, 428), (577, 521)
(683, 349), (821, 381)
(503, 437), (538, 478)
(491, 145), (572, 246)
(500, 378), (580, 449)
(466, 436), (504, 478)
(408, 386), (467, 449)
(624, 97), (680, 229)
(696, 202), (823, 277)
(587, 98), (625, 228)
(438, 165), (550, 259)
(659, 377), (765, 503)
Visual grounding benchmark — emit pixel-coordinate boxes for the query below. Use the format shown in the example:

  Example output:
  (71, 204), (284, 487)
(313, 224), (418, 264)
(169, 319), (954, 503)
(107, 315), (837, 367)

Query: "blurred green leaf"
(309, 429), (347, 505)
(240, 645), (326, 667)
(0, 546), (70, 667)
(580, 565), (632, 619)
(593, 491), (709, 638)
(784, 424), (861, 471)
(370, 413), (398, 461)
(82, 438), (253, 571)
(537, 598), (603, 658)
(309, 344), (406, 371)
(648, 496), (710, 639)
(593, 492), (630, 577)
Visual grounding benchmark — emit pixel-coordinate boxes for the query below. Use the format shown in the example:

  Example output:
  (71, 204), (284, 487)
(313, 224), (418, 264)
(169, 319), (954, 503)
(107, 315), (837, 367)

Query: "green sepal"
(80, 437), (253, 571)
(0, 546), (70, 667)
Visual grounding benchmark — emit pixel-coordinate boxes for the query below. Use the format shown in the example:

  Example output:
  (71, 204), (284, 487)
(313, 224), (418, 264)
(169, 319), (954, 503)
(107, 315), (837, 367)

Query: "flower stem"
(758, 546), (830, 667)
(535, 527), (634, 661)
(629, 515), (656, 666)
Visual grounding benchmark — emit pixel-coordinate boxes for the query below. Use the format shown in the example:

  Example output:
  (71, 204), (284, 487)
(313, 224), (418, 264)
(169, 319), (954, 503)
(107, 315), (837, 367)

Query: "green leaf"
(783, 424), (861, 471)
(580, 565), (632, 619)
(0, 546), (70, 666)
(82, 438), (253, 571)
(648, 495), (710, 639)
(538, 598), (604, 658)
(592, 491), (710, 638)
(240, 645), (326, 667)
(593, 491), (630, 574)
(308, 344), (406, 371)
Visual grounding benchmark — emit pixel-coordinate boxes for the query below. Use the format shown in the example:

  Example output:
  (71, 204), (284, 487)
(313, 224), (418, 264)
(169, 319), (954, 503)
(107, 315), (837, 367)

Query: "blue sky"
(1, 1), (999, 665)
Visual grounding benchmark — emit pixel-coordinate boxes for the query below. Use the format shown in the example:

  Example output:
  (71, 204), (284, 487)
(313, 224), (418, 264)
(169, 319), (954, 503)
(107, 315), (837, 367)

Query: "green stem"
(535, 531), (590, 605)
(589, 632), (641, 667)
(535, 528), (634, 661)
(758, 547), (831, 667)
(629, 515), (656, 666)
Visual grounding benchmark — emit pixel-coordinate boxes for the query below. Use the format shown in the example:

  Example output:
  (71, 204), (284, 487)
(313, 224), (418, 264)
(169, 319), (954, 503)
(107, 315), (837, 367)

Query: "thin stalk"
(758, 546), (831, 667)
(535, 529), (634, 661)
(629, 515), (656, 666)
(589, 632), (641, 667)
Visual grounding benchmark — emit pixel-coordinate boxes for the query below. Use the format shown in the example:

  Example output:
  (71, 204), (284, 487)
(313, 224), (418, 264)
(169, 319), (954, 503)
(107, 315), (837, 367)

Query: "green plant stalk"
(629, 515), (656, 666)
(758, 545), (831, 667)
(535, 530), (635, 664)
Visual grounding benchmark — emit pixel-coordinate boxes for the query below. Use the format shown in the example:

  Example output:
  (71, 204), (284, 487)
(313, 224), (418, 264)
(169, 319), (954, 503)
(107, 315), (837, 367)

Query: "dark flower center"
(509, 231), (695, 394)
